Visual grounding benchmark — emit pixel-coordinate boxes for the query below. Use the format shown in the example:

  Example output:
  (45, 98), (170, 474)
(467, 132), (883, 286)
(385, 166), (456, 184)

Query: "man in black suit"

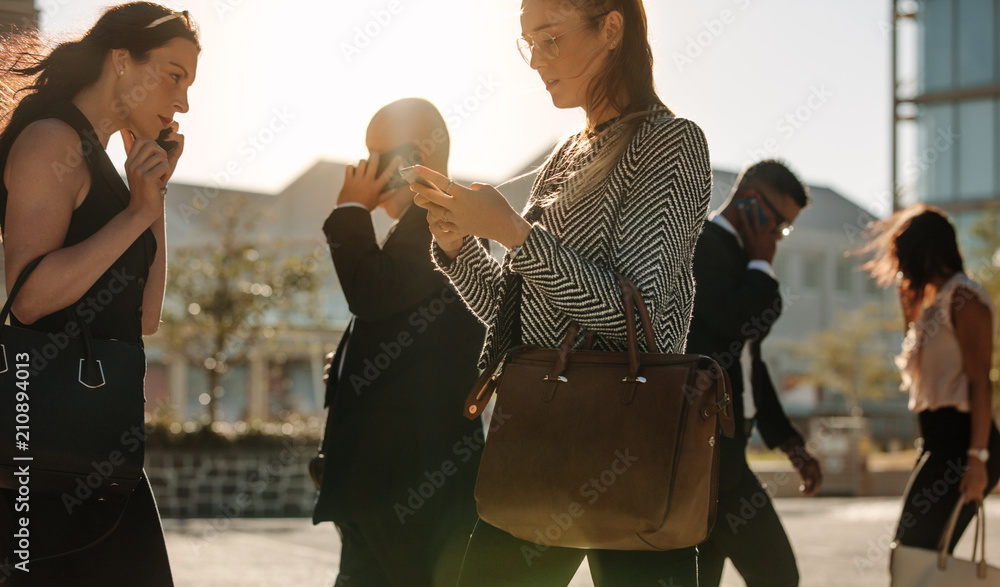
(686, 160), (823, 587)
(313, 98), (486, 587)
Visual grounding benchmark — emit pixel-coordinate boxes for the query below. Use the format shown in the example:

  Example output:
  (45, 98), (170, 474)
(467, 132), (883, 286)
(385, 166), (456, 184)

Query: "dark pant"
(0, 474), (172, 586)
(894, 408), (1000, 551)
(697, 434), (799, 587)
(456, 518), (699, 587)
(335, 510), (474, 587)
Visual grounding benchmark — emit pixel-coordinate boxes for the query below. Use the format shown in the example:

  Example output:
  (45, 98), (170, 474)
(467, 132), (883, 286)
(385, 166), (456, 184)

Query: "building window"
(957, 0), (996, 88)
(864, 276), (882, 297)
(835, 258), (854, 295)
(803, 254), (825, 290)
(918, 0), (954, 93)
(958, 99), (996, 199)
(916, 103), (956, 202)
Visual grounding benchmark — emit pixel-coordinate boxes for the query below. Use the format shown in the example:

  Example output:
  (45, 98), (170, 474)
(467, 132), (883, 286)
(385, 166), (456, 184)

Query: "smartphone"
(399, 166), (438, 190)
(736, 196), (767, 228)
(156, 128), (178, 153)
(376, 143), (423, 193)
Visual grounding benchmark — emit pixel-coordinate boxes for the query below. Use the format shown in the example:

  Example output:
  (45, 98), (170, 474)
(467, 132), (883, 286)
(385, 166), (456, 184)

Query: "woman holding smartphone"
(0, 3), (198, 584)
(412, 0), (712, 584)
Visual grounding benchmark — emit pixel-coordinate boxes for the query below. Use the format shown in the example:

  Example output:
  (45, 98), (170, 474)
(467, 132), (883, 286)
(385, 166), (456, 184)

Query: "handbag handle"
(936, 498), (989, 578)
(0, 255), (105, 388)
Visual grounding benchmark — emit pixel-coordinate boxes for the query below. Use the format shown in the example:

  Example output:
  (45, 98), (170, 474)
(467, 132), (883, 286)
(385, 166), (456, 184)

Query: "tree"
(160, 195), (328, 425)
(795, 303), (901, 415)
(967, 211), (1000, 410)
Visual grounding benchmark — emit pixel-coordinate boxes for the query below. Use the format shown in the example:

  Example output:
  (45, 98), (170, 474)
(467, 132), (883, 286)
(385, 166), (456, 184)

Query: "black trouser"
(0, 474), (173, 586)
(335, 505), (475, 587)
(697, 432), (799, 587)
(894, 408), (1000, 551)
(456, 518), (698, 587)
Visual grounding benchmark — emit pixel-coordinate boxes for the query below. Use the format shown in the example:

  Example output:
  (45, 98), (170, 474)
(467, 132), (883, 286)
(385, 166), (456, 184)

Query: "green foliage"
(967, 211), (1000, 414)
(160, 195), (329, 424)
(797, 303), (901, 413)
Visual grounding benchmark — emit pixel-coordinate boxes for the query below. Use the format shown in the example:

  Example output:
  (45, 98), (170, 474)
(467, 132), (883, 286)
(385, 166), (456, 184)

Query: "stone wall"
(145, 443), (318, 518)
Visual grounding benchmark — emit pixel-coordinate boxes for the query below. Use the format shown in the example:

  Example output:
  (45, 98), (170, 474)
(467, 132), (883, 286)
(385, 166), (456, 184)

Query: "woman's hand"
(410, 166), (532, 251)
(122, 130), (170, 224)
(426, 208), (467, 259)
(960, 459), (989, 503)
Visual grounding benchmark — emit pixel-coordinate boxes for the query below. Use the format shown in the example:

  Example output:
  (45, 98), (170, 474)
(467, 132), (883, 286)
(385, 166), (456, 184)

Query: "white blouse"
(896, 273), (995, 413)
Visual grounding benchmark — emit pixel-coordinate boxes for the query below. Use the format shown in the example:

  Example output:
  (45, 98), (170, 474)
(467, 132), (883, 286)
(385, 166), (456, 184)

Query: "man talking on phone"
(686, 160), (822, 587)
(312, 98), (485, 587)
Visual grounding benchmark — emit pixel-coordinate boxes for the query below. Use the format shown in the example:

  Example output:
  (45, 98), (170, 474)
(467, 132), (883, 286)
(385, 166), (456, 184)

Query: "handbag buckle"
(78, 359), (106, 389)
(0, 344), (7, 374)
(543, 375), (568, 383)
(621, 376), (647, 384)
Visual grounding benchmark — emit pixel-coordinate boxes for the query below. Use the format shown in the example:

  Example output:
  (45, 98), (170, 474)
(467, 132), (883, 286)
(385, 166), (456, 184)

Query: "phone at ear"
(398, 166), (438, 190)
(377, 143), (423, 193)
(156, 128), (178, 153)
(736, 196), (767, 227)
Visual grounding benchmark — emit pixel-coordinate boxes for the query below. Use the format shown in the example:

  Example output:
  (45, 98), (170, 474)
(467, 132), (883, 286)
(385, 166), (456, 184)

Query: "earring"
(610, 41), (618, 49)
(118, 70), (125, 77)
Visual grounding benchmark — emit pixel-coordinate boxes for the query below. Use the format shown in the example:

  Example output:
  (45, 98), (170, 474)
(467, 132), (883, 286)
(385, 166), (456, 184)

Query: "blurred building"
(893, 0), (1000, 240)
(0, 0), (38, 33)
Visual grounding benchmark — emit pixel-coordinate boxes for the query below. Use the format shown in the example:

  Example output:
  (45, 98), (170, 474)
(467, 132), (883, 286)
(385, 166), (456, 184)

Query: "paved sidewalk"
(163, 497), (1000, 586)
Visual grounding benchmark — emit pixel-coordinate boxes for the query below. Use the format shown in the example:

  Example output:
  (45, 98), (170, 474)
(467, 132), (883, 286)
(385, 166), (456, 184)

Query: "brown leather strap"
(463, 353), (507, 420)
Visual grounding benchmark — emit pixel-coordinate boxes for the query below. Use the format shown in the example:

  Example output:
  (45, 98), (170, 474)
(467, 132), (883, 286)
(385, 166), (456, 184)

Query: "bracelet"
(968, 447), (990, 462)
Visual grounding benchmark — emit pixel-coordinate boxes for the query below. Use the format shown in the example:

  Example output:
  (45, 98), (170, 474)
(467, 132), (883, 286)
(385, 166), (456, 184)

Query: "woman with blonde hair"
(0, 3), (199, 584)
(412, 0), (713, 583)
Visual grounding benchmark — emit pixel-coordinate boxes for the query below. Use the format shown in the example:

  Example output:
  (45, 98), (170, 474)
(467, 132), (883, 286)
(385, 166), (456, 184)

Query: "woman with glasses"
(0, 3), (198, 584)
(860, 205), (1000, 572)
(412, 0), (712, 584)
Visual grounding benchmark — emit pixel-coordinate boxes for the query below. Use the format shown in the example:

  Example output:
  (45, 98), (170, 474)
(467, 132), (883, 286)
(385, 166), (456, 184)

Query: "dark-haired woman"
(0, 3), (199, 584)
(412, 0), (712, 584)
(861, 204), (1000, 561)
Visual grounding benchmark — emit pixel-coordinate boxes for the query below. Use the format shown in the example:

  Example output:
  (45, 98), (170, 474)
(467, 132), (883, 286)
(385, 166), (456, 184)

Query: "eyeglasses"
(749, 189), (795, 236)
(516, 12), (610, 65)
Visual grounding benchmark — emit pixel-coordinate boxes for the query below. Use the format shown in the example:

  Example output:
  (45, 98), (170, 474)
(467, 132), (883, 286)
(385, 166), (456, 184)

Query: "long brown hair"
(0, 2), (199, 161)
(857, 204), (965, 299)
(537, 0), (669, 205)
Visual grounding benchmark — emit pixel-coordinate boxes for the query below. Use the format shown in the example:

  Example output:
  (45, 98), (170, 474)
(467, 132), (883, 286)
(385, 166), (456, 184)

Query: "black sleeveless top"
(0, 100), (156, 345)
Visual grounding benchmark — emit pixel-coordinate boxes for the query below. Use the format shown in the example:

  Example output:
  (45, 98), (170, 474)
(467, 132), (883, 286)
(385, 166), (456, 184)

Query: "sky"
(41, 0), (900, 216)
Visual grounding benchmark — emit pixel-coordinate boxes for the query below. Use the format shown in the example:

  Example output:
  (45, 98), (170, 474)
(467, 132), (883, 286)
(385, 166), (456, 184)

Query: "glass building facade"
(913, 0), (1000, 209)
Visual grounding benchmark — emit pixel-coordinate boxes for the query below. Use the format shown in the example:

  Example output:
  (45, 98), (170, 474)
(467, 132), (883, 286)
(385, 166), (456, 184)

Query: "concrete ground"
(163, 497), (1000, 586)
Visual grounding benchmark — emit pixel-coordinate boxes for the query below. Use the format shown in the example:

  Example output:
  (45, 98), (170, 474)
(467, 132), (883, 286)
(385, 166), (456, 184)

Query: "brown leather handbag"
(464, 274), (735, 551)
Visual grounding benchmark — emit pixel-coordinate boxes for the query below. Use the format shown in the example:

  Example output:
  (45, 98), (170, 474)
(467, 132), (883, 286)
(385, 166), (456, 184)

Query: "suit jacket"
(313, 204), (486, 525)
(685, 221), (803, 450)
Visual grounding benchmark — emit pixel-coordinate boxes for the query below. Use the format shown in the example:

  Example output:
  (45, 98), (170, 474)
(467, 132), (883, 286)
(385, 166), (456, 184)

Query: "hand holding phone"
(399, 166), (439, 190)
(155, 127), (179, 153)
(736, 196), (767, 228)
